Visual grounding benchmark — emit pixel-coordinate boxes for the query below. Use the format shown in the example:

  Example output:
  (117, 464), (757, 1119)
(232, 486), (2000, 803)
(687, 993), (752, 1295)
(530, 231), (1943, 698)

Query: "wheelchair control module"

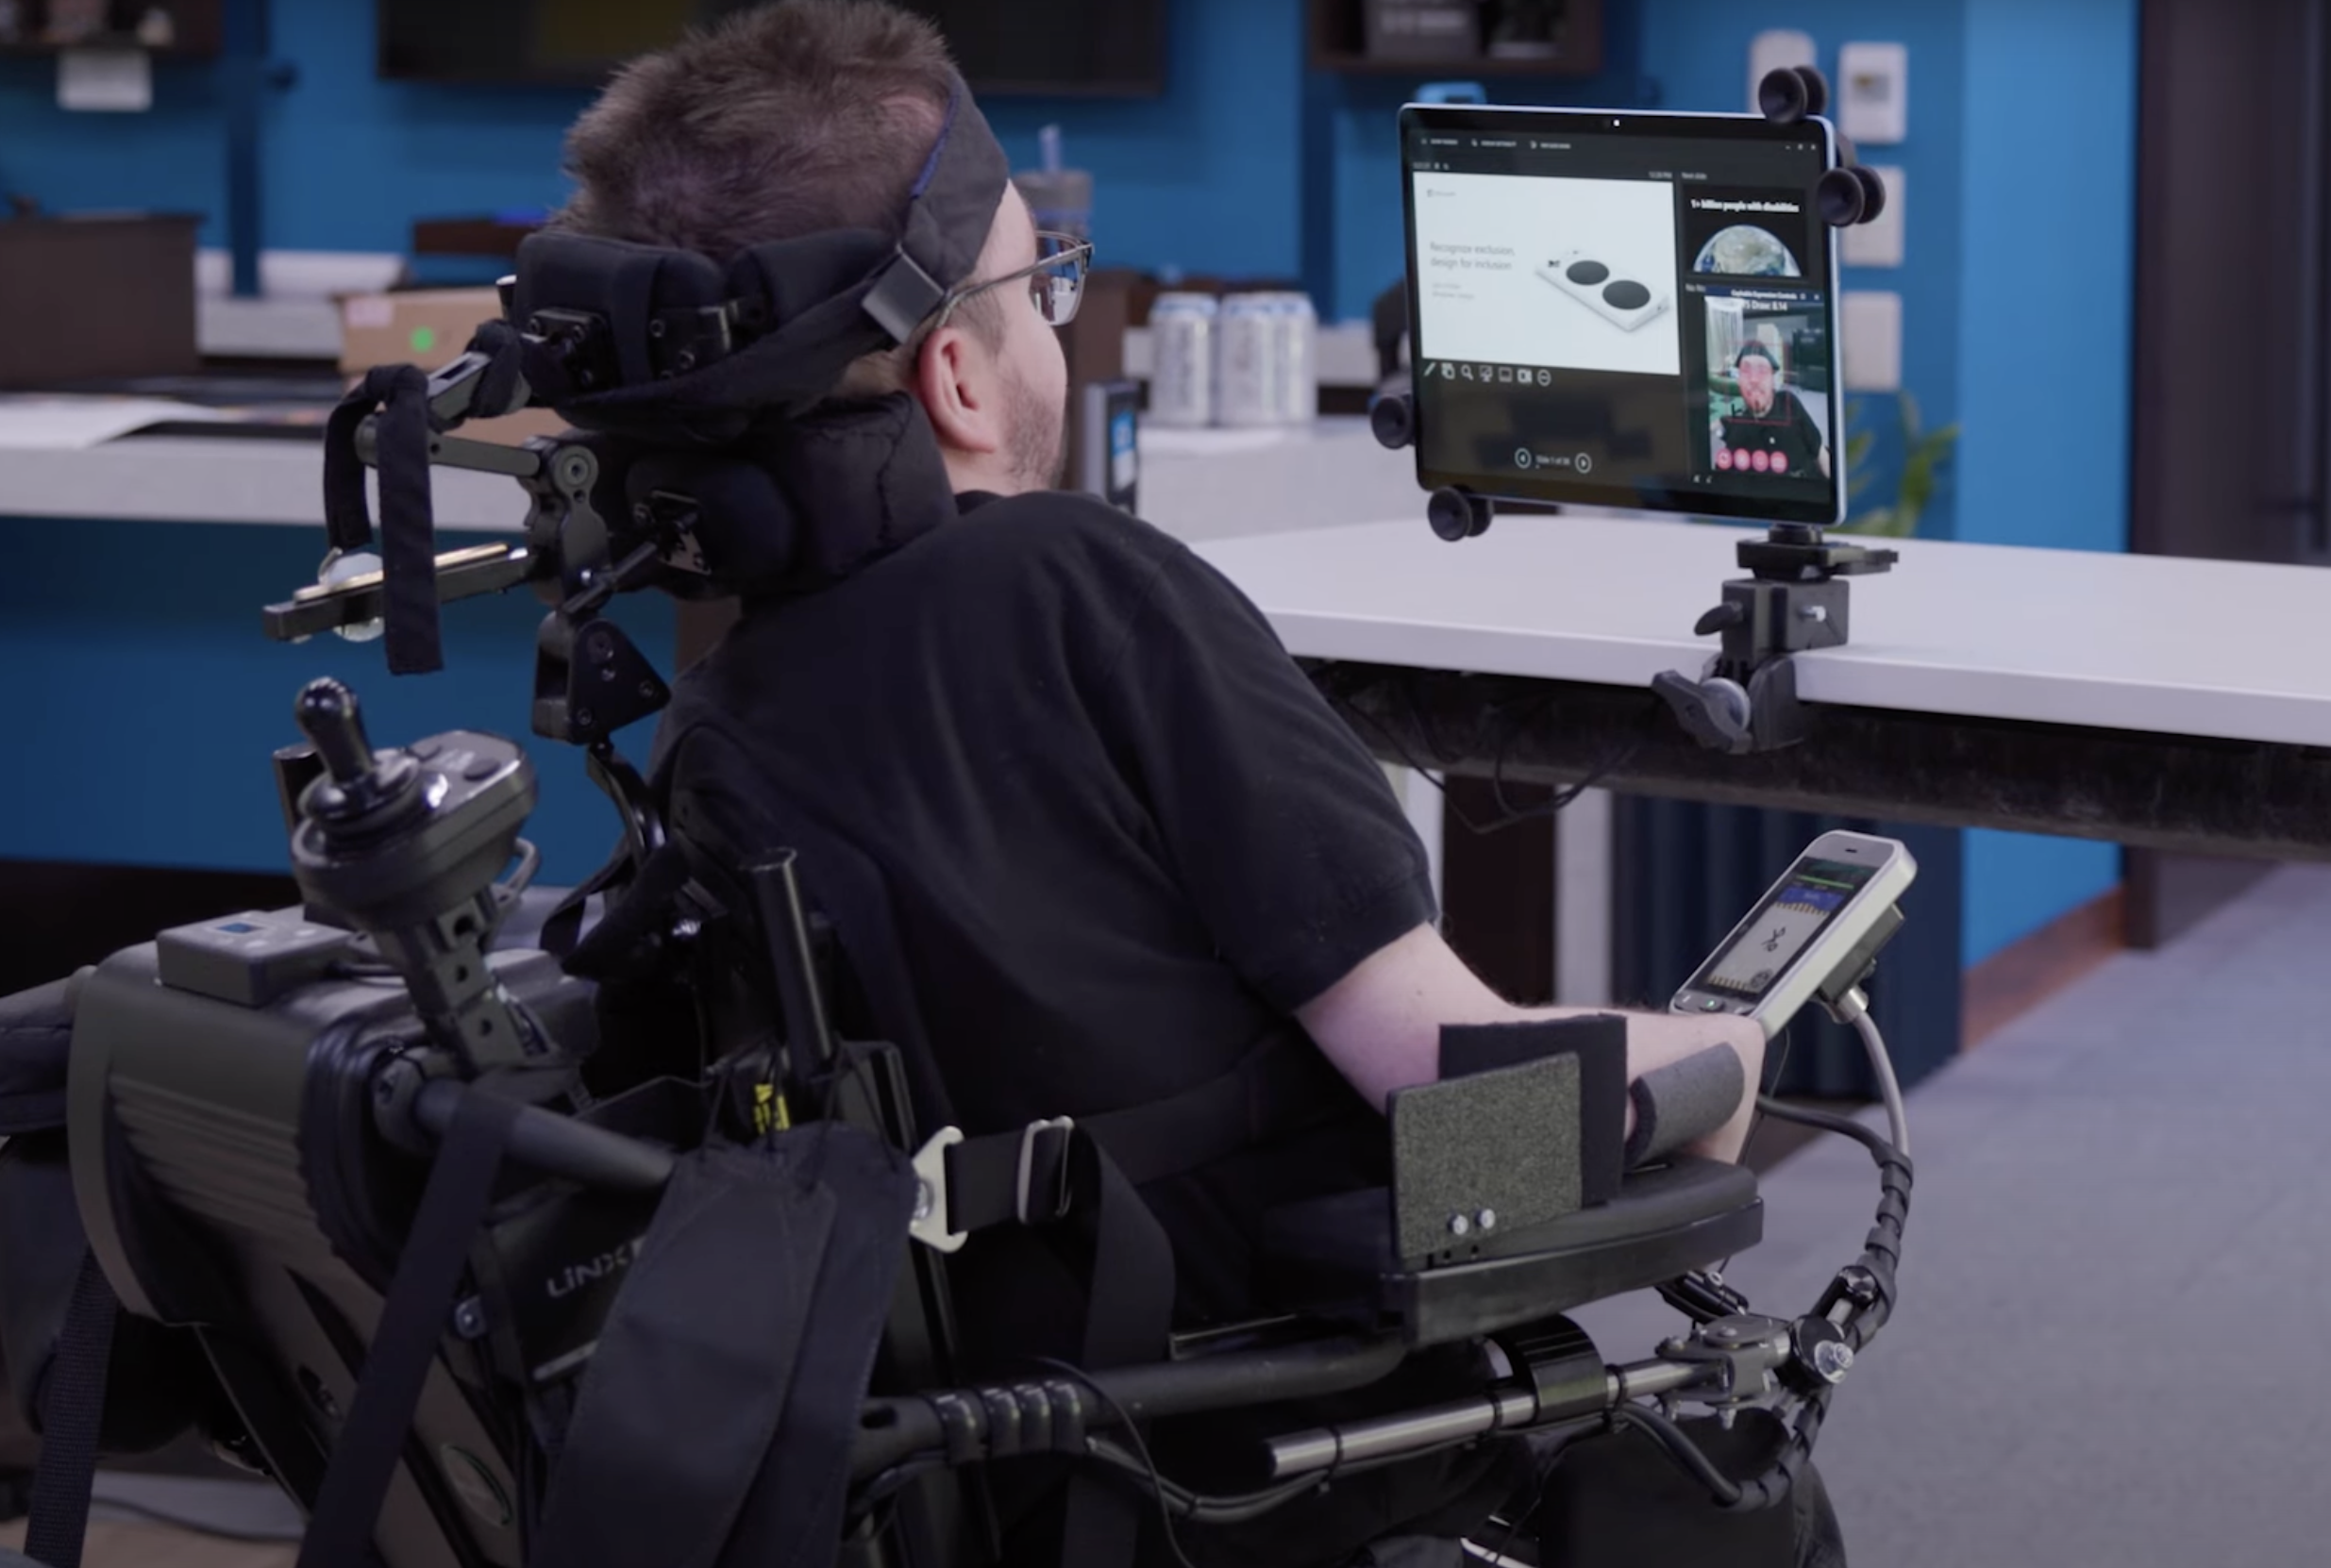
(1669, 829), (1915, 1036)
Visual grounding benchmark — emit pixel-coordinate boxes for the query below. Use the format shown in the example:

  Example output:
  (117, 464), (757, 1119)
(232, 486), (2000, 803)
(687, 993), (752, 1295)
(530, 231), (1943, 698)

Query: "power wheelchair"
(0, 351), (1911, 1568)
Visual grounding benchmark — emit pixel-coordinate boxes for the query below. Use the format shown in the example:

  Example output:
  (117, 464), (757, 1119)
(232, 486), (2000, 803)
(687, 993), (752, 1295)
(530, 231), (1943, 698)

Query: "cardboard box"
(338, 288), (569, 444)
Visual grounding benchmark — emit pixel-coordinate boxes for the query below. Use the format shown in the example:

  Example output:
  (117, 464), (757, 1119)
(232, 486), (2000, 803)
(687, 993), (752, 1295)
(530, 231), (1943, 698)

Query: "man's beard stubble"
(1003, 368), (1071, 492)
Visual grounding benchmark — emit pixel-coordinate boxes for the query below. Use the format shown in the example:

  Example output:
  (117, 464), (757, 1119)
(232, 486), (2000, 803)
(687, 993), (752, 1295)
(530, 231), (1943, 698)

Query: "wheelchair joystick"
(287, 677), (542, 1073)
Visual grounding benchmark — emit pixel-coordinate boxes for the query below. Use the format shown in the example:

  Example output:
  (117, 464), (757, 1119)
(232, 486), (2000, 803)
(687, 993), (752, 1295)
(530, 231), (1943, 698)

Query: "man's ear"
(914, 326), (1004, 457)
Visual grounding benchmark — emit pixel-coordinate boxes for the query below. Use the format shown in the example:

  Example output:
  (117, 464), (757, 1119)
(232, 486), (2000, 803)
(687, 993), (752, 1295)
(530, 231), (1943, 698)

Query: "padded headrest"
(622, 450), (797, 598)
(598, 394), (956, 602)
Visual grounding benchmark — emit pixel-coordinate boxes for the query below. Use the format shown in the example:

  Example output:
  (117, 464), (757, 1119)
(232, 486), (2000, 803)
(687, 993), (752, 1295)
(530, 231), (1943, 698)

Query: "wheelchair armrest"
(1258, 1158), (1763, 1345)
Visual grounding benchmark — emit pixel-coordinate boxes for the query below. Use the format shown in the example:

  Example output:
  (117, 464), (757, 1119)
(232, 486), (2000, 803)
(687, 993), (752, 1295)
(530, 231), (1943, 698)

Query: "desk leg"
(2125, 851), (2274, 950)
(1555, 790), (1614, 1007)
(1439, 778), (1557, 1006)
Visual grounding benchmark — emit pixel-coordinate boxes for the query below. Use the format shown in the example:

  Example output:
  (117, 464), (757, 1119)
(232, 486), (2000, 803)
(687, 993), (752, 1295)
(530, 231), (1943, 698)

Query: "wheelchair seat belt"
(935, 1026), (1330, 1236)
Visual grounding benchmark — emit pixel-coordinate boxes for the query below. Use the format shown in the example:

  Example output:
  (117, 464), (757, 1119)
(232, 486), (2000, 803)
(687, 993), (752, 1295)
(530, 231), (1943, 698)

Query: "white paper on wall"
(1841, 291), (1903, 392)
(57, 48), (151, 112)
(1747, 29), (1818, 113)
(1838, 42), (1909, 145)
(1841, 165), (1906, 267)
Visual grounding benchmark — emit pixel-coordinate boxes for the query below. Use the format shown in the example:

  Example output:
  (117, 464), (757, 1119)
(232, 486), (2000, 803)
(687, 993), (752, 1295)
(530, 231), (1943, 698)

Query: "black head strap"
(511, 75), (1011, 442)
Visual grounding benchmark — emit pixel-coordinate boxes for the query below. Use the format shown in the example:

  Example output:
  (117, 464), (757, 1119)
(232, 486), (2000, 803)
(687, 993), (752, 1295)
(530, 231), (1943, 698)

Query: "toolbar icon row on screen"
(1431, 363), (1555, 387)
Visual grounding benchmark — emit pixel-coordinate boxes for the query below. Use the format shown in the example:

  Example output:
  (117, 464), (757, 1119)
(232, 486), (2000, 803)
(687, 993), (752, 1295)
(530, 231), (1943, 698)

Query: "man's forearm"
(1296, 925), (1766, 1162)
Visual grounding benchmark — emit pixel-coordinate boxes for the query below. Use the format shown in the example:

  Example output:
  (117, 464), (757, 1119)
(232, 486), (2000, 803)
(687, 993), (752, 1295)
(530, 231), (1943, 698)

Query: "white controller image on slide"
(1535, 251), (1672, 333)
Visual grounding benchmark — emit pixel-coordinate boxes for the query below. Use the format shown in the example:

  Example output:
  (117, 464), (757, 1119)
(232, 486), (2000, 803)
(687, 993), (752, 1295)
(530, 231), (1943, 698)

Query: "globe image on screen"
(1693, 225), (1803, 277)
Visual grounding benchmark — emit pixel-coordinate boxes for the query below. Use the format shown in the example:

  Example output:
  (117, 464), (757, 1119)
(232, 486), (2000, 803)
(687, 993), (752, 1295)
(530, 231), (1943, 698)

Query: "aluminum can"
(1217, 292), (1285, 427)
(1146, 292), (1216, 428)
(1272, 291), (1319, 425)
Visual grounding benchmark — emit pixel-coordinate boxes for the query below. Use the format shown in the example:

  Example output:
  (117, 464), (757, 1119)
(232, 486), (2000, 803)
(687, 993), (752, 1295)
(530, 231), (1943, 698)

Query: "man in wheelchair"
(0, 6), (1909, 1565)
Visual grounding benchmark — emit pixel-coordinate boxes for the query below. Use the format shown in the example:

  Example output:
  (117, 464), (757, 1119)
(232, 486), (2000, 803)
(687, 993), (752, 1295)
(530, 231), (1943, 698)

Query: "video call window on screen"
(1701, 291), (1833, 486)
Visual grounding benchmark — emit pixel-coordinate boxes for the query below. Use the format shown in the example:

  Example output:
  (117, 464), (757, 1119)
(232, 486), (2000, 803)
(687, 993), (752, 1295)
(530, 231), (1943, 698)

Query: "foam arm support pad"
(1623, 1045), (1746, 1168)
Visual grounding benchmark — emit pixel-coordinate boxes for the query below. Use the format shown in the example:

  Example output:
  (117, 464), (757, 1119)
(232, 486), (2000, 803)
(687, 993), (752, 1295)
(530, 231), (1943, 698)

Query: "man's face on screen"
(1738, 354), (1777, 415)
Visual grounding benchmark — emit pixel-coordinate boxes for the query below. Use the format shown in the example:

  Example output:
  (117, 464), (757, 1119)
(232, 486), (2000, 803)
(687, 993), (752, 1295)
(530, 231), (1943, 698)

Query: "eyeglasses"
(927, 230), (1093, 336)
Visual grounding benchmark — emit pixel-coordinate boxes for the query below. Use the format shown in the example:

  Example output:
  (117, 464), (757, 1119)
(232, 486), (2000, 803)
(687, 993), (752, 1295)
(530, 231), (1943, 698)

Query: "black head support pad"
(606, 394), (957, 602)
(509, 75), (1011, 447)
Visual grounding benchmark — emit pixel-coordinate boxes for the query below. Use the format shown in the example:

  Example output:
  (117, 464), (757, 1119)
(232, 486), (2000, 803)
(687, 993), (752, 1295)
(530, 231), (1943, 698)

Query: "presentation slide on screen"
(1680, 187), (1820, 281)
(1413, 171), (1682, 377)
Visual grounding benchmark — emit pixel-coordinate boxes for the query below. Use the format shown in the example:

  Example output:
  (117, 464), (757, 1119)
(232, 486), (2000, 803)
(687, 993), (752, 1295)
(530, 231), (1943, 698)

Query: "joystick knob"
(297, 678), (377, 785)
(293, 677), (417, 826)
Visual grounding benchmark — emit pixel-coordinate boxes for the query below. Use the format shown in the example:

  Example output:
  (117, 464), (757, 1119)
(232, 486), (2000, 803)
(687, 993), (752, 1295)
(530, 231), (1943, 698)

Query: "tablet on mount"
(1374, 68), (1898, 756)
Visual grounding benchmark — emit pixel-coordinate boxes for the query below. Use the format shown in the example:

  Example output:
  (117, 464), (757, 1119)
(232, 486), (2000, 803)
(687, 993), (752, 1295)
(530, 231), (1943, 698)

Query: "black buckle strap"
(863, 247), (946, 344)
(1015, 1116), (1074, 1224)
(939, 1116), (1075, 1237)
(919, 1029), (1333, 1247)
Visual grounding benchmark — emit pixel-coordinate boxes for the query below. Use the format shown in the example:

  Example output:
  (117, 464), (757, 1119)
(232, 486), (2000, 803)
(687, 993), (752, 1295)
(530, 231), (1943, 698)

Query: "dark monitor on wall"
(377, 0), (1169, 95)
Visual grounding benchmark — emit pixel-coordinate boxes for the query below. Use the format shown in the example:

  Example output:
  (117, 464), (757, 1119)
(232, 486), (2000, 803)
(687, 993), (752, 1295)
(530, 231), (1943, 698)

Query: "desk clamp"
(1368, 64), (1898, 755)
(1649, 525), (1895, 754)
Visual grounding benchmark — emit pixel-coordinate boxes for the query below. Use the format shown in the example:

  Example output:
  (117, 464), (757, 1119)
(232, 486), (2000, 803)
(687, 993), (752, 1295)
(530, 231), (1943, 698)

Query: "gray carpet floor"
(1575, 862), (2331, 1568)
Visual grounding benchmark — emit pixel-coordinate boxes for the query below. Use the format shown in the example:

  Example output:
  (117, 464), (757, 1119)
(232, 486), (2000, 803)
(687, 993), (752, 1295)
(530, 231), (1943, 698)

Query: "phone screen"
(1687, 858), (1875, 1002)
(1401, 106), (1841, 525)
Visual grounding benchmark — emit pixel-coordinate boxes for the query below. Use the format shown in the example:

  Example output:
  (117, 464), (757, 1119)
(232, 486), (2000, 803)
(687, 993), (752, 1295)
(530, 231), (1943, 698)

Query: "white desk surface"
(1191, 517), (2331, 750)
(0, 436), (524, 533)
(0, 416), (1421, 543)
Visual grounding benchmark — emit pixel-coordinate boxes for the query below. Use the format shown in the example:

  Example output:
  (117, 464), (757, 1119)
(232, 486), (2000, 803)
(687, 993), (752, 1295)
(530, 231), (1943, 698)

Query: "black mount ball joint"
(1370, 67), (1897, 755)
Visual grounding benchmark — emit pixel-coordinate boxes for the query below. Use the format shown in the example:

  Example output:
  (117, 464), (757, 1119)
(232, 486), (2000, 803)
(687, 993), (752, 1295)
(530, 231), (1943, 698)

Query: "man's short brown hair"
(559, 0), (957, 261)
(553, 0), (1002, 393)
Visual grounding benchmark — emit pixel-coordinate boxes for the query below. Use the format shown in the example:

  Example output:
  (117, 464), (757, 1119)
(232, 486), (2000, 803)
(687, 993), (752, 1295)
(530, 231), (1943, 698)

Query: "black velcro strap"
(321, 381), (380, 557)
(23, 1251), (118, 1568)
(321, 363), (443, 676)
(295, 1089), (522, 1568)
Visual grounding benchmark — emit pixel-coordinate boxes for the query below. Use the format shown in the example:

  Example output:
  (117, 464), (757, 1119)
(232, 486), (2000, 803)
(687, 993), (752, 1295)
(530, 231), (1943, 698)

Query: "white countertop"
(1191, 517), (2331, 748)
(0, 436), (526, 533)
(0, 415), (1420, 544)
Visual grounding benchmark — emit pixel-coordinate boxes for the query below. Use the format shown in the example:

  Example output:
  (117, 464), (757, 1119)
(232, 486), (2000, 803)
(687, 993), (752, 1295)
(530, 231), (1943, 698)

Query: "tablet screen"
(1402, 107), (1843, 525)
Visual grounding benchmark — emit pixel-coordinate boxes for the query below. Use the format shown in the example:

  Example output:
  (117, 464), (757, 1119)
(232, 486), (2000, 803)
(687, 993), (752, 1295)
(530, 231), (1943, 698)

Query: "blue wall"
(0, 0), (1309, 281)
(1954, 0), (2138, 962)
(0, 514), (673, 883)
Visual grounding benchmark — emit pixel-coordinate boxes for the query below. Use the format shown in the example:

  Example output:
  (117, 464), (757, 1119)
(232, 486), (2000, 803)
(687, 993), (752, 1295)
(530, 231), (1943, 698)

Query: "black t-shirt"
(656, 489), (1437, 1316)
